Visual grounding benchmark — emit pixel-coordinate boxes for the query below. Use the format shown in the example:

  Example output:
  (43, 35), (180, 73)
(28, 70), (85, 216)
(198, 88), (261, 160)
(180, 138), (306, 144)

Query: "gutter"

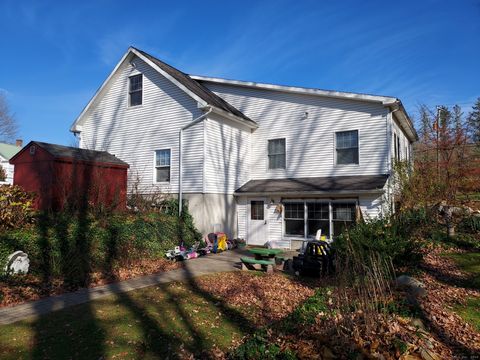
(383, 99), (418, 142)
(178, 107), (213, 216)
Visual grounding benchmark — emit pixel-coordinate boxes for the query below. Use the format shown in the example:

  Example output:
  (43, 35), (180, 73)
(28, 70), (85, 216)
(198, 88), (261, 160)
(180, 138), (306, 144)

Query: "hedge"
(0, 200), (201, 286)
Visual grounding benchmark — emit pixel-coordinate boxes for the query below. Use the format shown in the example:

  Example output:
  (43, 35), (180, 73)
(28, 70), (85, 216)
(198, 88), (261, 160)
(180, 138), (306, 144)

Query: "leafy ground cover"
(0, 258), (182, 307)
(441, 251), (480, 333)
(0, 272), (319, 359)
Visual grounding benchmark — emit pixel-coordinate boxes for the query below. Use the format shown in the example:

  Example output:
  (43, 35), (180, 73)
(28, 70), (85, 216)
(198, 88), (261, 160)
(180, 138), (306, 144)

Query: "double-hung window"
(268, 138), (286, 169)
(284, 202), (304, 236)
(129, 74), (143, 106)
(155, 149), (171, 182)
(336, 130), (359, 165)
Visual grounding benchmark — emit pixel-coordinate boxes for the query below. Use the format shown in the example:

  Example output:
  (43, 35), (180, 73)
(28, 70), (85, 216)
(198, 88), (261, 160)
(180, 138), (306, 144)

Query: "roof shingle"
(235, 175), (389, 194)
(133, 48), (256, 126)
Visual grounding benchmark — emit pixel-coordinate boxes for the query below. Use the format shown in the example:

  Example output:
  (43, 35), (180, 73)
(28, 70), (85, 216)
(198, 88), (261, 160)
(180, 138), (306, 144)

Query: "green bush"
(334, 209), (428, 267)
(458, 215), (480, 234)
(0, 199), (202, 283)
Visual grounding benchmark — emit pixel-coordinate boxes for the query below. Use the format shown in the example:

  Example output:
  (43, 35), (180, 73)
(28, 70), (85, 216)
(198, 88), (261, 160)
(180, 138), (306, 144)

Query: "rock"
(420, 348), (441, 360)
(4, 251), (30, 275)
(396, 275), (427, 298)
(411, 318), (427, 331)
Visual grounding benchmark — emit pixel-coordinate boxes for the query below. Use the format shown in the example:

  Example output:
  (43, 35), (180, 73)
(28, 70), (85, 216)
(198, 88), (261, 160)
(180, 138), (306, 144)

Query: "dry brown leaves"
(417, 248), (480, 357)
(0, 258), (182, 308)
(195, 272), (317, 325)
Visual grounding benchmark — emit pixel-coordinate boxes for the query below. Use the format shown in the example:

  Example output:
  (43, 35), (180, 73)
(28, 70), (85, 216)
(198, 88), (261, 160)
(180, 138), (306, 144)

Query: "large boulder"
(395, 275), (427, 298)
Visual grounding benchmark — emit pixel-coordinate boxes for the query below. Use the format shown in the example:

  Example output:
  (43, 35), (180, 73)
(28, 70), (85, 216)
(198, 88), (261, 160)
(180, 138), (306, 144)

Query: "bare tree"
(0, 92), (18, 142)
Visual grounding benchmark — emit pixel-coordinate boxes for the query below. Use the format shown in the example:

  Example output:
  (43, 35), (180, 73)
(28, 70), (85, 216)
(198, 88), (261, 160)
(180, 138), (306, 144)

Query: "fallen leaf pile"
(195, 272), (318, 325)
(0, 258), (183, 307)
(417, 248), (480, 357)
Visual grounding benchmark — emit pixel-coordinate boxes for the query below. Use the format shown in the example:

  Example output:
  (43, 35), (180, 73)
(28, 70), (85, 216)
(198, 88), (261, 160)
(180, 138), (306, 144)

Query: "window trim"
(267, 137), (287, 170)
(128, 73), (143, 108)
(282, 198), (358, 240)
(153, 148), (172, 184)
(334, 129), (360, 166)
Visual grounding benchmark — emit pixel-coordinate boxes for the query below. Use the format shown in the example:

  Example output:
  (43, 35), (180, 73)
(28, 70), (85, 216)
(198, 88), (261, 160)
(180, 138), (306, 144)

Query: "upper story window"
(155, 149), (170, 182)
(129, 74), (143, 107)
(336, 130), (359, 165)
(268, 138), (286, 169)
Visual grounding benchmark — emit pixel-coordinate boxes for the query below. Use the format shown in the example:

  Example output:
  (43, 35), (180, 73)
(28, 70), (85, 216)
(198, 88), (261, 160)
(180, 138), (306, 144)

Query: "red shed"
(9, 141), (129, 211)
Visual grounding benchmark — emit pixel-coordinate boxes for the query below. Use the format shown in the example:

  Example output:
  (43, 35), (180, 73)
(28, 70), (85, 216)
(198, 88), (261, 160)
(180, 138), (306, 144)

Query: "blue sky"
(1, 0), (479, 145)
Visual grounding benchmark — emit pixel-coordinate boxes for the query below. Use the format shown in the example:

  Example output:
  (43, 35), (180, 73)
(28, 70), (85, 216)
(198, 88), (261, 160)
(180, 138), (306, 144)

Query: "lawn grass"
(453, 297), (480, 332)
(0, 277), (253, 359)
(444, 252), (480, 289)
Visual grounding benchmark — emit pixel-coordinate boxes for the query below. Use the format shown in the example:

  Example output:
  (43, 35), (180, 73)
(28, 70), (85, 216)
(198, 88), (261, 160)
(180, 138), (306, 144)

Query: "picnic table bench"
(240, 248), (285, 273)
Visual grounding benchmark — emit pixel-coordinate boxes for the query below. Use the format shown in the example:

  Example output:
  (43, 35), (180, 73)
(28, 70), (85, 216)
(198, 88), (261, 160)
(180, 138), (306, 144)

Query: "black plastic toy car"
(291, 240), (334, 276)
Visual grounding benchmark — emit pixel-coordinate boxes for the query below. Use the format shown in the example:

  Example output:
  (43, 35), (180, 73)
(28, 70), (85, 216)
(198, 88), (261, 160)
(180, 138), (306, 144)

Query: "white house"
(0, 140), (22, 184)
(71, 47), (417, 249)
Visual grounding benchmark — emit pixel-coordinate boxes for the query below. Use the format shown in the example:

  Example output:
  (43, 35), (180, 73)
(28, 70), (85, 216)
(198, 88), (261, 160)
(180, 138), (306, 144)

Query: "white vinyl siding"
(202, 83), (390, 179)
(392, 113), (412, 164)
(80, 55), (204, 194)
(204, 115), (250, 194)
(0, 156), (14, 184)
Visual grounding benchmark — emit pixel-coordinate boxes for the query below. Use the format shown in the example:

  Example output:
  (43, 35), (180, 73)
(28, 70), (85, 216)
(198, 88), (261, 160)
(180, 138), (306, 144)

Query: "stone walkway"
(0, 249), (246, 326)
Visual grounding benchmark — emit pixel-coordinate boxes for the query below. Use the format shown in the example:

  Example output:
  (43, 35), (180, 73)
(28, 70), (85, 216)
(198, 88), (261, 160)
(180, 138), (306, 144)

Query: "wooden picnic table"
(248, 248), (284, 260)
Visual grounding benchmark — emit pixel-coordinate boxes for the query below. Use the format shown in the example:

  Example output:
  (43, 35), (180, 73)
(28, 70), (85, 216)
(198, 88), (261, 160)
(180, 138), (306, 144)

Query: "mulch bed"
(0, 258), (182, 308)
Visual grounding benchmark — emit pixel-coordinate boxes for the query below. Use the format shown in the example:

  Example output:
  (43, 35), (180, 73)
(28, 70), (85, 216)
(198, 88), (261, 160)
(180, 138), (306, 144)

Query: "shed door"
(248, 199), (268, 246)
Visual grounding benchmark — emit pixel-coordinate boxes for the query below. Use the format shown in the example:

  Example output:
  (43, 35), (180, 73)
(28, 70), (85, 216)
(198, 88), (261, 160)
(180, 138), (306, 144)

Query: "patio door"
(247, 199), (268, 246)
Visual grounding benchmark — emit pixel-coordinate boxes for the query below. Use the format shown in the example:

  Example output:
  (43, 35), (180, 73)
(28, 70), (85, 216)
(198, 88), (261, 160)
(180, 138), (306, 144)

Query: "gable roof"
(192, 75), (418, 142)
(0, 142), (21, 160)
(10, 141), (128, 167)
(235, 175), (389, 195)
(70, 47), (256, 132)
(133, 48), (255, 126)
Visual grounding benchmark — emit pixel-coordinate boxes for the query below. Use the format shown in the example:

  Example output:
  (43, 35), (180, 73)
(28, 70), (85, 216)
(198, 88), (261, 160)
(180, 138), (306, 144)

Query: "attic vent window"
(30, 146), (36, 155)
(129, 74), (143, 107)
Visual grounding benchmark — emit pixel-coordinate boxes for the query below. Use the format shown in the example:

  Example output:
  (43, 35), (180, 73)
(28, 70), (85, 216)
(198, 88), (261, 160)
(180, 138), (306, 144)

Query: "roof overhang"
(234, 189), (385, 197)
(209, 106), (258, 130)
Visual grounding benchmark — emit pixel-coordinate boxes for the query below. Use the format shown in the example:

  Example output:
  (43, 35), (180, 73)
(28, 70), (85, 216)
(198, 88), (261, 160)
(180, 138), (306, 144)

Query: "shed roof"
(235, 175), (388, 195)
(11, 141), (129, 167)
(0, 142), (21, 160)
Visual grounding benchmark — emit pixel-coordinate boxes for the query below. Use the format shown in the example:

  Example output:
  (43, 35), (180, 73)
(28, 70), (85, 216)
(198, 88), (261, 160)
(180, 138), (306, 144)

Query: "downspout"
(179, 107), (213, 216)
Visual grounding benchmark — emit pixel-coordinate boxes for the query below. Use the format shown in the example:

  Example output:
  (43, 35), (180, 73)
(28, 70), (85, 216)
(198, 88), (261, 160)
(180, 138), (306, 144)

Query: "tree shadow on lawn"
(420, 252), (480, 291)
(26, 242), (256, 359)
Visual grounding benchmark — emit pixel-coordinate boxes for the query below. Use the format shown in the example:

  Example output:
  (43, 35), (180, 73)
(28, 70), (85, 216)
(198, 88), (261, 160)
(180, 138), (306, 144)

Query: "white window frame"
(282, 198), (358, 241)
(334, 129), (360, 166)
(128, 73), (143, 107)
(267, 137), (287, 171)
(153, 148), (171, 184)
